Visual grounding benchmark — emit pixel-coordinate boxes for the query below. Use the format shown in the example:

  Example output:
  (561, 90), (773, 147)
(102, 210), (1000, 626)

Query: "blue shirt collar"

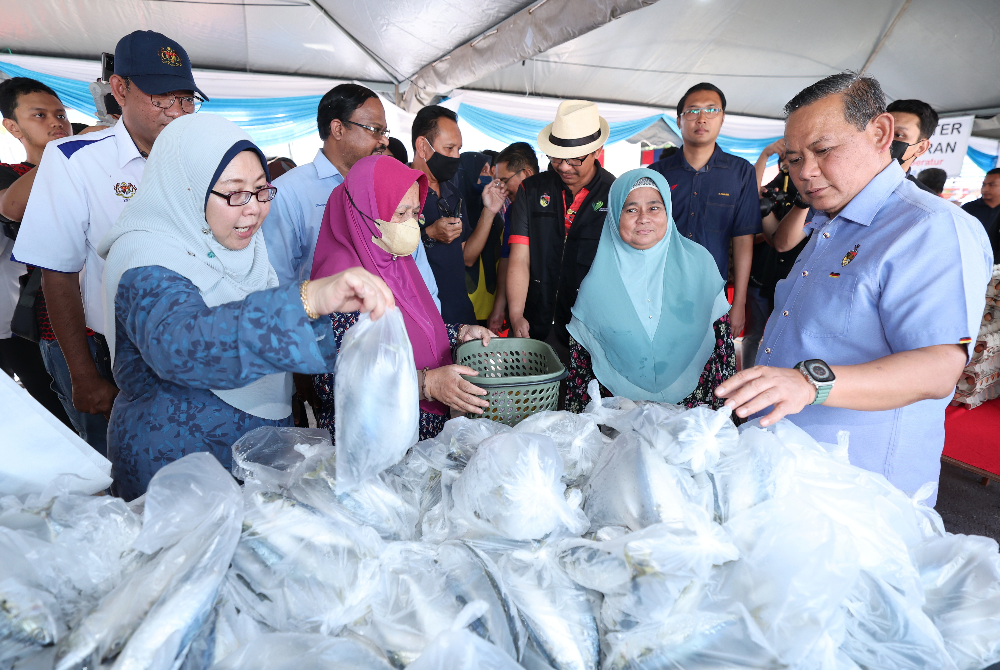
(678, 144), (727, 173)
(807, 161), (905, 230)
(313, 148), (343, 181)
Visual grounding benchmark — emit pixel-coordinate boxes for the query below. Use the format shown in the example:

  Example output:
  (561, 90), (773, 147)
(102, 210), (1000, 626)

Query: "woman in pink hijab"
(311, 155), (494, 440)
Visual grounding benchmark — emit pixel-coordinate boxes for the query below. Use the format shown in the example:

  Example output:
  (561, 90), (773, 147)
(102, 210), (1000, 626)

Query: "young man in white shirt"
(12, 30), (205, 454)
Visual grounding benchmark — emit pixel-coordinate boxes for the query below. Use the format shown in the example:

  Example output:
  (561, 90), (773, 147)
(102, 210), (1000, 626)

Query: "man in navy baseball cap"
(114, 30), (208, 101)
(108, 31), (206, 158)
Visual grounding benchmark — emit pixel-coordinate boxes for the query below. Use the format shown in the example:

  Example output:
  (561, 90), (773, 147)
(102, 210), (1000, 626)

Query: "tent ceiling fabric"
(0, 0), (997, 120)
(402, 0), (658, 110)
(466, 0), (1000, 119)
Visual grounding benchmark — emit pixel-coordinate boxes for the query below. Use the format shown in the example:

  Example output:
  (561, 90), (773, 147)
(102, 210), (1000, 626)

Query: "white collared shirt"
(13, 121), (146, 334)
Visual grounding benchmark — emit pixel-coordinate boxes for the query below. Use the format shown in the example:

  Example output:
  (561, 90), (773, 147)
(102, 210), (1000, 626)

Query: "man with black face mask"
(412, 105), (476, 323)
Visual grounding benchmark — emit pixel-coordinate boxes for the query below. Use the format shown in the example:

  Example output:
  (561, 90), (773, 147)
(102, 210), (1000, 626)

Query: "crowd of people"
(0, 29), (994, 504)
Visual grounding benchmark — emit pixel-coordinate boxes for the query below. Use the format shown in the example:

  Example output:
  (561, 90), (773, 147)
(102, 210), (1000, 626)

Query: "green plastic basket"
(455, 337), (568, 426)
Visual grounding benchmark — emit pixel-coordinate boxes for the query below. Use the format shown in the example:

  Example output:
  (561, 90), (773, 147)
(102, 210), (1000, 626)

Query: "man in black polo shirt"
(412, 105), (477, 324)
(963, 168), (1000, 259)
(887, 99), (939, 194)
(648, 83), (761, 339)
(507, 100), (615, 362)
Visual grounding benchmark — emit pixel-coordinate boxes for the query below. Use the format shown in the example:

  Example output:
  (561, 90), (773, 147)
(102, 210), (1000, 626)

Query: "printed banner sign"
(911, 115), (974, 178)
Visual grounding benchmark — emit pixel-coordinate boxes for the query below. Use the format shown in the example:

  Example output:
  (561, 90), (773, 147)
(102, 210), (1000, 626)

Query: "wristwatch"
(795, 359), (836, 405)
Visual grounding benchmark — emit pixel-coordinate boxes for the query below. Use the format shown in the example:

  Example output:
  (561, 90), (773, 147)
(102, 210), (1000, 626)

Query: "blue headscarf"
(567, 168), (730, 402)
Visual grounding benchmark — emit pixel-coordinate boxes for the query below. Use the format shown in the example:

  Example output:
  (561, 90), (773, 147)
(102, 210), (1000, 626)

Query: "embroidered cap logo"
(159, 47), (183, 67)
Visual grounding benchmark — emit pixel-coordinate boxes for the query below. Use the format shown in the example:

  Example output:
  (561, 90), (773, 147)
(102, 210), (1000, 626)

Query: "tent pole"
(304, 0), (400, 85)
(859, 0), (912, 76)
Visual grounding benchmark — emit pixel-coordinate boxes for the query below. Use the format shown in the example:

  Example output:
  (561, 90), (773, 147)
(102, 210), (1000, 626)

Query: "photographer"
(743, 140), (810, 367)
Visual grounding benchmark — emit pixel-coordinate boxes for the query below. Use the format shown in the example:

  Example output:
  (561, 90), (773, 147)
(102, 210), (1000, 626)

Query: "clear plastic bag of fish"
(512, 411), (604, 486)
(231, 426), (333, 488)
(559, 509), (738, 632)
(225, 489), (382, 635)
(210, 632), (394, 670)
(627, 404), (737, 473)
(712, 493), (862, 666)
(711, 426), (796, 523)
(450, 432), (589, 541)
(602, 603), (782, 670)
(581, 379), (638, 429)
(914, 533), (1000, 669)
(583, 431), (703, 532)
(0, 488), (141, 624)
(839, 569), (957, 670)
(354, 541), (521, 667)
(54, 453), (242, 670)
(499, 547), (601, 670)
(334, 309), (420, 492)
(417, 416), (510, 472)
(407, 627), (523, 670)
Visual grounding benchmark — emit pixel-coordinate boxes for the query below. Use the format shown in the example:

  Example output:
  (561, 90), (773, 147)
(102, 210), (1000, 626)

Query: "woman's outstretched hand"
(307, 267), (395, 320)
(425, 365), (489, 414)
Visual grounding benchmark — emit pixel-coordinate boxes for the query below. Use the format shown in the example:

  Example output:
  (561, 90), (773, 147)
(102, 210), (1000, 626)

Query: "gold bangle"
(300, 280), (320, 320)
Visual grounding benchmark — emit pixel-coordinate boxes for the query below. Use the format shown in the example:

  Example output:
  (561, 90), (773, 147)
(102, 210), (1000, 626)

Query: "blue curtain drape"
(968, 145), (1000, 173)
(0, 59), (323, 145)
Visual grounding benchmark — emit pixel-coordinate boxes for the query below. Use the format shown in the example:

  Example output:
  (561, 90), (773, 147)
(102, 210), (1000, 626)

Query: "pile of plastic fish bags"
(3, 379), (1000, 670)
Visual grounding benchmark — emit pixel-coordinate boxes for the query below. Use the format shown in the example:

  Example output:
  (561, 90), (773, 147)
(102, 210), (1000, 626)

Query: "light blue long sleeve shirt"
(262, 149), (440, 312)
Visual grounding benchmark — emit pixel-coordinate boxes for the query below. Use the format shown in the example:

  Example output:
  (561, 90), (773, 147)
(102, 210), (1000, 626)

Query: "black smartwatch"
(795, 359), (836, 405)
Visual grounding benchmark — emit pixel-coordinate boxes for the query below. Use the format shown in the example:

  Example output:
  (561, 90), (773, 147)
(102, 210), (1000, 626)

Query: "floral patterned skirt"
(564, 315), (736, 414)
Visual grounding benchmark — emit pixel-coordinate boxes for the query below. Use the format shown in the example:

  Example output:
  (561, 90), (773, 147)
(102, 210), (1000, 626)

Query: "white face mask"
(373, 216), (420, 258)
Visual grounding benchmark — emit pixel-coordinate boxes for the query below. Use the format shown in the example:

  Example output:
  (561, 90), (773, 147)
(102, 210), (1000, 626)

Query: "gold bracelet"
(300, 280), (320, 320)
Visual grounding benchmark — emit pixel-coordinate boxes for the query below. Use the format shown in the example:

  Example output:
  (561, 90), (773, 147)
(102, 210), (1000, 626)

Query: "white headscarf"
(98, 113), (291, 420)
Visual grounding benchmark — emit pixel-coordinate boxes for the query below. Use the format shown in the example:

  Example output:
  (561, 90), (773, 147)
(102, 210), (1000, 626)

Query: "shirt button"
(823, 232), (830, 238)
(782, 310), (789, 316)
(765, 348), (771, 354)
(693, 192), (697, 196)
(801, 271), (808, 277)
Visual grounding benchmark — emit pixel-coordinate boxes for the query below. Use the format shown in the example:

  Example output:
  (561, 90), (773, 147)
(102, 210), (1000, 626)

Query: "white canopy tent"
(1, 0), (998, 179)
(1, 0), (998, 118)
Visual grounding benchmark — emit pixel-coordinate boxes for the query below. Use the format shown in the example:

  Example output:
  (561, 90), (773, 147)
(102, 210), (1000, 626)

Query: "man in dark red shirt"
(0, 77), (73, 427)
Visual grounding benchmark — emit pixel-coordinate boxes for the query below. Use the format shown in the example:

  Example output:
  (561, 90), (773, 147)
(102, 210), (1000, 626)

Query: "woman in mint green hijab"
(565, 168), (735, 412)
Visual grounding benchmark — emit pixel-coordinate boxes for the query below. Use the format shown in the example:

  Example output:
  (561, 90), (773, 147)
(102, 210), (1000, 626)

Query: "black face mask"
(424, 140), (460, 183)
(890, 139), (915, 165)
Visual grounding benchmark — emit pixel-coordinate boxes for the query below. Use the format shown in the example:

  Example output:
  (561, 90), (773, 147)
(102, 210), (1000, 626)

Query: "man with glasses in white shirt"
(12, 30), (205, 455)
(649, 83), (762, 343)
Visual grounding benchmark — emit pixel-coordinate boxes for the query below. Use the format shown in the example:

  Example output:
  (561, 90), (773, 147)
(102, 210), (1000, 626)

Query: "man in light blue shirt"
(263, 84), (440, 311)
(717, 73), (992, 503)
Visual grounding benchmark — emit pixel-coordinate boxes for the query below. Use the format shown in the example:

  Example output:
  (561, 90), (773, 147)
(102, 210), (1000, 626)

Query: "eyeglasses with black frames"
(210, 185), (278, 207)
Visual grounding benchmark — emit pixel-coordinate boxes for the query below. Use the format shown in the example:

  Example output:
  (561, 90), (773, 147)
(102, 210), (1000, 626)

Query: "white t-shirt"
(13, 121), (145, 335)
(0, 237), (25, 340)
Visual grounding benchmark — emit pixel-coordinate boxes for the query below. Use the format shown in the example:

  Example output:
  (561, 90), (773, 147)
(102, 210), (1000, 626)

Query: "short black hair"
(317, 83), (378, 141)
(495, 142), (539, 176)
(987, 168), (1000, 177)
(886, 99), (939, 141)
(411, 105), (458, 151)
(784, 71), (886, 132)
(916, 168), (947, 195)
(482, 149), (498, 166)
(676, 82), (726, 116)
(0, 77), (61, 120)
(386, 136), (408, 164)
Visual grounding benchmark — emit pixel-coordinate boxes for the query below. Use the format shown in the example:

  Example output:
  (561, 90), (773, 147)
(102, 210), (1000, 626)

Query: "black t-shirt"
(421, 180), (476, 325)
(752, 170), (810, 300)
(0, 162), (33, 191)
(962, 197), (1000, 259)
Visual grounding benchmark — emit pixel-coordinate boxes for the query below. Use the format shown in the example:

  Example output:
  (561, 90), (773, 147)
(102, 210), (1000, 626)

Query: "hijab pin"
(208, 251), (216, 258)
(187, 251), (195, 257)
(201, 227), (210, 234)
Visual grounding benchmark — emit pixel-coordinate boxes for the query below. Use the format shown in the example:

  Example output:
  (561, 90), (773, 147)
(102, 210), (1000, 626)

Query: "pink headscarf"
(311, 155), (452, 415)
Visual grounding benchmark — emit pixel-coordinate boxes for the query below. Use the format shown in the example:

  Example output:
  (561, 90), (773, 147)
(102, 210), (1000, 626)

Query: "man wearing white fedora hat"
(506, 100), (616, 363)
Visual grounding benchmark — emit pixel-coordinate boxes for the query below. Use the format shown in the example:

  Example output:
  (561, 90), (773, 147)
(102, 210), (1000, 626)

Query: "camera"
(1, 213), (19, 242)
(759, 184), (790, 217)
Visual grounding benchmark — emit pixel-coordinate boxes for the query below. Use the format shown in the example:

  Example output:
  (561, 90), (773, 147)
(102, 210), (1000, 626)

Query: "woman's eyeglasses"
(210, 185), (278, 207)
